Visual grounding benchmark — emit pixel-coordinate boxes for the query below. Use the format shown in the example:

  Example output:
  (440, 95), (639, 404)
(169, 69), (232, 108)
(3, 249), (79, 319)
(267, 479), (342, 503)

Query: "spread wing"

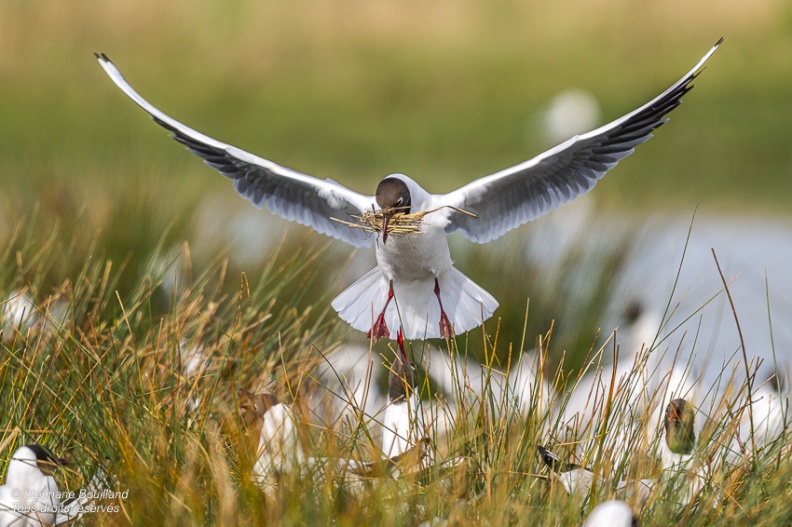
(96, 53), (375, 247)
(440, 39), (722, 244)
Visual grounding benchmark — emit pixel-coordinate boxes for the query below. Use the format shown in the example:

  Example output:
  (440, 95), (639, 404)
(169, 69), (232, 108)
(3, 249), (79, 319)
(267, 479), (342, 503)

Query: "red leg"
(367, 281), (394, 340)
(434, 278), (454, 339)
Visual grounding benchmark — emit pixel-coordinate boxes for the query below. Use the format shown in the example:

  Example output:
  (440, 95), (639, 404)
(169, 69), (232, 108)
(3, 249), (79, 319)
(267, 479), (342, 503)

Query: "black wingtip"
(95, 52), (111, 63)
(715, 36), (725, 47)
(536, 445), (557, 470)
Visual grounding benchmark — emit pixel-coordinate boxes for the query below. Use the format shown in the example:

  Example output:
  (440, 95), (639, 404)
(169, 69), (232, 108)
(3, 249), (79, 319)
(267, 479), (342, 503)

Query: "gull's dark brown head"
(25, 444), (67, 475)
(239, 389), (280, 420)
(376, 177), (412, 213)
(376, 178), (412, 245)
(536, 445), (581, 474)
(664, 398), (696, 455)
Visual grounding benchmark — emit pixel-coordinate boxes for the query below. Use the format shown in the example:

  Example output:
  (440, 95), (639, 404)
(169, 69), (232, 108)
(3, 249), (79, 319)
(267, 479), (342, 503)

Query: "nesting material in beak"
(382, 214), (390, 245)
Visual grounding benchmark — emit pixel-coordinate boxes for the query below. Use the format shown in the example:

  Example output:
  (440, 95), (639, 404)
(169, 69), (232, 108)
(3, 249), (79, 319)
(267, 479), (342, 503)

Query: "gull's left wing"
(440, 39), (722, 244)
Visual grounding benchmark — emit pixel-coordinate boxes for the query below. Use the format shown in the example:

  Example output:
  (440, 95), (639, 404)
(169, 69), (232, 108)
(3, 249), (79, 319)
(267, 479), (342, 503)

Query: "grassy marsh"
(2, 1), (792, 525)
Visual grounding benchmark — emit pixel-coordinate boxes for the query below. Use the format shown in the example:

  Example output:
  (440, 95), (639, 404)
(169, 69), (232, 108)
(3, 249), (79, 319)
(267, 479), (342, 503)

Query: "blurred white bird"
(502, 351), (553, 416)
(309, 344), (385, 431)
(96, 40), (721, 341)
(248, 388), (414, 495)
(0, 445), (66, 527)
(250, 393), (306, 493)
(543, 89), (601, 146)
(559, 302), (659, 447)
(1, 291), (39, 337)
(582, 499), (636, 527)
(737, 373), (788, 451)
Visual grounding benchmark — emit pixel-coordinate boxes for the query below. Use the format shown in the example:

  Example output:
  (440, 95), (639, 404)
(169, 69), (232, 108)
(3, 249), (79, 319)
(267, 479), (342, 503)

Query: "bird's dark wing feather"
(96, 53), (375, 247)
(440, 39), (722, 244)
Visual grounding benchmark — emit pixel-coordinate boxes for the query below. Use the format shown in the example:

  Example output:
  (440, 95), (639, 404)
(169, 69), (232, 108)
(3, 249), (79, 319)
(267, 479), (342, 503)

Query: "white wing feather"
(96, 54), (375, 247)
(440, 39), (722, 244)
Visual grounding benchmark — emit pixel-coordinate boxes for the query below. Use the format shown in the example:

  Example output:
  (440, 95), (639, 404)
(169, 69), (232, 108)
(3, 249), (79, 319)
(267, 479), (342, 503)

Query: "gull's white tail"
(332, 266), (498, 340)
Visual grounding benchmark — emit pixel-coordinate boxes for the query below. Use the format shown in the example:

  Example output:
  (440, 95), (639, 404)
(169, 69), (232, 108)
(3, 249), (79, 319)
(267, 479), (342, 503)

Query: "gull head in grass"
(536, 445), (596, 507)
(95, 39), (721, 341)
(664, 398), (697, 457)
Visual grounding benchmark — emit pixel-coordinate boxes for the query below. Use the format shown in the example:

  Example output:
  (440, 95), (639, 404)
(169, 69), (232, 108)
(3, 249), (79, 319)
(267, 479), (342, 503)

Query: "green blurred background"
(1, 0), (790, 362)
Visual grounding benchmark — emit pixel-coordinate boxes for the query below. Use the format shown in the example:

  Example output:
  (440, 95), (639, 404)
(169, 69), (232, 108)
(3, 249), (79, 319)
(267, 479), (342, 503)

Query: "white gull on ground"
(248, 387), (429, 496)
(250, 393), (306, 494)
(739, 373), (788, 450)
(537, 445), (654, 509)
(0, 445), (65, 527)
(582, 499), (635, 527)
(537, 445), (599, 507)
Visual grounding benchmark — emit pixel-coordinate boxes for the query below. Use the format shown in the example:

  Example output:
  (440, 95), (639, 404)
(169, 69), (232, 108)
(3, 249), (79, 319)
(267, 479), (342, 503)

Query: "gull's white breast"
(375, 219), (452, 282)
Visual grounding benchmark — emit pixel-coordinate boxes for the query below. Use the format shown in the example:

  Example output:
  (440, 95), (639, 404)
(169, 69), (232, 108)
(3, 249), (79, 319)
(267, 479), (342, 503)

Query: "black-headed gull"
(250, 392), (306, 494)
(662, 398), (697, 469)
(537, 445), (598, 507)
(96, 40), (720, 340)
(537, 445), (654, 507)
(0, 445), (66, 527)
(661, 398), (708, 505)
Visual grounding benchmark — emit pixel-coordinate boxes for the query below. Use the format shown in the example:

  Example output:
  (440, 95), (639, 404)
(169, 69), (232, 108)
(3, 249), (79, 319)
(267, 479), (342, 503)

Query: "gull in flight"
(96, 39), (721, 340)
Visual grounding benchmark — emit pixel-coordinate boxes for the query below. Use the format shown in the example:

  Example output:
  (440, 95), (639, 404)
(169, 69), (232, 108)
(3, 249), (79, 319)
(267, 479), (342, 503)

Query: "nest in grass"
(332, 206), (478, 236)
